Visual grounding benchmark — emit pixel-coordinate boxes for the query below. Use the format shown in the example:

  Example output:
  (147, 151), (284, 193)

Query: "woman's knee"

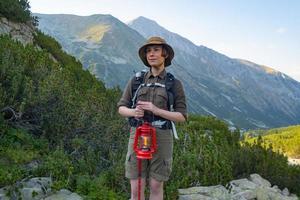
(150, 178), (164, 194)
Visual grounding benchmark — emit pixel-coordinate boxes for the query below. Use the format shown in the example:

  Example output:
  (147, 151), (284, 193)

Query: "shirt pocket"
(155, 88), (168, 109)
(136, 87), (149, 102)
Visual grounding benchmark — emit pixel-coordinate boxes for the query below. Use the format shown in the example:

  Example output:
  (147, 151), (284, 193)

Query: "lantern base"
(136, 151), (153, 160)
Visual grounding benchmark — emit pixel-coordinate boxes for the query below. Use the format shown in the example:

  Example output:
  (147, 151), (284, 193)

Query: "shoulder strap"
(166, 72), (176, 111)
(131, 70), (147, 108)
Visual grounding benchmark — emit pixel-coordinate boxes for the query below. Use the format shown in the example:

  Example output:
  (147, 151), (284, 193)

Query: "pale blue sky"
(29, 0), (300, 82)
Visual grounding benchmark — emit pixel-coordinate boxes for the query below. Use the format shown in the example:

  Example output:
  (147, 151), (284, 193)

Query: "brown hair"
(161, 46), (169, 58)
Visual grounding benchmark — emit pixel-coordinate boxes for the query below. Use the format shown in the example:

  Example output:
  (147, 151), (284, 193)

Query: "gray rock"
(256, 187), (272, 200)
(231, 194), (247, 200)
(227, 183), (242, 195)
(282, 188), (290, 196)
(177, 175), (298, 200)
(179, 194), (217, 200)
(0, 17), (34, 45)
(44, 192), (83, 200)
(24, 177), (52, 188)
(21, 187), (43, 200)
(231, 190), (256, 200)
(271, 185), (281, 193)
(256, 187), (298, 200)
(229, 178), (258, 191)
(249, 174), (271, 188)
(58, 189), (72, 195)
(178, 185), (231, 200)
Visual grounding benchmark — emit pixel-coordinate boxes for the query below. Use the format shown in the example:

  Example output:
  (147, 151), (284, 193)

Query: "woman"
(117, 36), (187, 200)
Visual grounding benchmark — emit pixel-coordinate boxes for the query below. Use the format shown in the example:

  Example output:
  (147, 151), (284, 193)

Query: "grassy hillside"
(244, 125), (300, 158)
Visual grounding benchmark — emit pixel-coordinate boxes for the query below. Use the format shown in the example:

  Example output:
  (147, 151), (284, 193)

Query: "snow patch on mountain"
(200, 106), (217, 117)
(233, 106), (242, 113)
(221, 93), (233, 103)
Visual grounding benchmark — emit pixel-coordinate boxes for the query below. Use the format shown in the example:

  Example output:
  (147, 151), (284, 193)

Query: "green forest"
(244, 125), (300, 158)
(0, 1), (300, 199)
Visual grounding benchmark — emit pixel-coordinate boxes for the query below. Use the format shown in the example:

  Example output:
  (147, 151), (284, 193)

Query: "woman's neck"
(150, 65), (165, 76)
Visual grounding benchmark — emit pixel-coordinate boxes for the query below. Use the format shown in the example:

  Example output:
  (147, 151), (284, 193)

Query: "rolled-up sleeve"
(117, 78), (133, 108)
(174, 80), (187, 120)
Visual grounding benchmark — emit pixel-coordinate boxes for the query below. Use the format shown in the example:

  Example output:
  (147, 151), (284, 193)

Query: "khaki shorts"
(125, 127), (173, 182)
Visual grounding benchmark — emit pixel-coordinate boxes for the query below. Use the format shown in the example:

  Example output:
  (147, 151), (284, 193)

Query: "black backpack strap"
(131, 70), (147, 108)
(166, 72), (175, 111)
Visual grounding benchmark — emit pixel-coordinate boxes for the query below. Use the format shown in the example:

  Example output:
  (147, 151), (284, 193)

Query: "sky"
(29, 0), (300, 82)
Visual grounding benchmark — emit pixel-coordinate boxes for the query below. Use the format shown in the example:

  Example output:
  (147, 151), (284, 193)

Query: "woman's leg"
(130, 178), (146, 200)
(149, 178), (164, 200)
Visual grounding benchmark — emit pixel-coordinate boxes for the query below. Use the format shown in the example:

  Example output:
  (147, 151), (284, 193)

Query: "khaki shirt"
(117, 69), (187, 120)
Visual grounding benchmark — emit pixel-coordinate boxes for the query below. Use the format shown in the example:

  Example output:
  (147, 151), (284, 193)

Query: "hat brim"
(138, 43), (174, 67)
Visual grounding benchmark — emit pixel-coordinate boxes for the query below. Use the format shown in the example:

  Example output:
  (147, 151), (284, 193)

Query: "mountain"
(35, 13), (145, 88)
(35, 14), (300, 129)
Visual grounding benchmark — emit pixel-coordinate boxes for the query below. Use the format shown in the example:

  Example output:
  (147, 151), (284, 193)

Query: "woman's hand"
(137, 101), (159, 115)
(134, 105), (144, 119)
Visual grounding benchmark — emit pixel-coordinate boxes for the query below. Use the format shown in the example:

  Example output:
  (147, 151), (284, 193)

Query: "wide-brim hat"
(138, 36), (174, 67)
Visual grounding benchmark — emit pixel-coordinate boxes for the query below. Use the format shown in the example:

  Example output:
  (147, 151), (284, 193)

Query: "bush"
(0, 0), (36, 24)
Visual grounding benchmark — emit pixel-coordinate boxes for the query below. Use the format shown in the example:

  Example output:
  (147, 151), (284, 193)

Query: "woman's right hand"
(134, 105), (144, 119)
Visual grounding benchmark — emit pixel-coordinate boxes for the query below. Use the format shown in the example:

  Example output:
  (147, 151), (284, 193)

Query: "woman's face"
(146, 45), (165, 68)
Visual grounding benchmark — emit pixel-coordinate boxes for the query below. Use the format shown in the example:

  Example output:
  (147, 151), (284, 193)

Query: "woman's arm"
(137, 101), (186, 122)
(118, 106), (144, 119)
(154, 107), (186, 122)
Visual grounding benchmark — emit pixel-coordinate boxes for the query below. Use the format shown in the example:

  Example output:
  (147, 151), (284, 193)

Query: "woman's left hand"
(137, 101), (159, 114)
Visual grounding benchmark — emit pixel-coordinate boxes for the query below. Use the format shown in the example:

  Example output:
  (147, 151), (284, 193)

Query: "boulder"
(44, 189), (83, 200)
(249, 174), (271, 188)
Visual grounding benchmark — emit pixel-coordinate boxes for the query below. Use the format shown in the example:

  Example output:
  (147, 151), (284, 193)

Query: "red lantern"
(133, 122), (157, 159)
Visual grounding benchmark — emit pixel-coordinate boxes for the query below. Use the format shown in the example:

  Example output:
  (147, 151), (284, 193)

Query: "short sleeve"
(173, 79), (187, 120)
(117, 77), (134, 108)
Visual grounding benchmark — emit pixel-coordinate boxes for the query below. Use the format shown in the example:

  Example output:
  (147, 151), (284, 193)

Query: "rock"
(282, 188), (290, 196)
(178, 185), (233, 200)
(231, 194), (247, 200)
(231, 190), (256, 200)
(179, 194), (217, 200)
(229, 178), (258, 191)
(21, 187), (44, 200)
(24, 177), (52, 188)
(0, 17), (35, 45)
(58, 189), (72, 195)
(178, 174), (298, 200)
(272, 185), (281, 193)
(178, 185), (231, 199)
(256, 187), (273, 200)
(44, 189), (83, 200)
(249, 174), (271, 188)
